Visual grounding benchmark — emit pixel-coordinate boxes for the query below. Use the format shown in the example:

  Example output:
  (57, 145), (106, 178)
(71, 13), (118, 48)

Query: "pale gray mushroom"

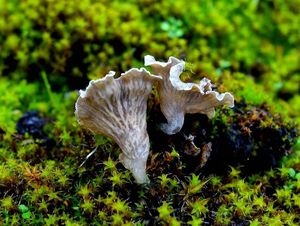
(145, 55), (234, 135)
(75, 68), (161, 184)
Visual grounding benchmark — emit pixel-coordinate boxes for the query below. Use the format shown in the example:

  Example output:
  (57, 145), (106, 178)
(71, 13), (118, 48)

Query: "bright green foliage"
(157, 201), (174, 220)
(189, 199), (208, 217)
(1, 196), (14, 211)
(78, 184), (92, 199)
(161, 17), (185, 38)
(0, 0), (299, 106)
(184, 174), (209, 197)
(158, 174), (171, 188)
(103, 158), (117, 171)
(81, 200), (95, 214)
(188, 215), (203, 226)
(111, 199), (130, 214)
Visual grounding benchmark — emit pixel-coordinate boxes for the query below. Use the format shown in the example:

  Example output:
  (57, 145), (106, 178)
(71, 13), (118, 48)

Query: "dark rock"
(16, 111), (46, 138)
(16, 111), (55, 149)
(147, 98), (298, 176)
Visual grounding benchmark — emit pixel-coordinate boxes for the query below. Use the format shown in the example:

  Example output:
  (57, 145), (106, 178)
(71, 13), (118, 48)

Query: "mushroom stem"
(119, 153), (149, 184)
(160, 110), (184, 135)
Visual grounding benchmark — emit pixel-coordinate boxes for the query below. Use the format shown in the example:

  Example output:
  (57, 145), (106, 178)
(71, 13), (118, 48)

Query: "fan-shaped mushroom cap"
(145, 55), (234, 135)
(75, 68), (161, 183)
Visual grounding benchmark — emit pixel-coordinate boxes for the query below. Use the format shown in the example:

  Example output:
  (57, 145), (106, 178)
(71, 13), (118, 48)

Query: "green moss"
(0, 69), (297, 226)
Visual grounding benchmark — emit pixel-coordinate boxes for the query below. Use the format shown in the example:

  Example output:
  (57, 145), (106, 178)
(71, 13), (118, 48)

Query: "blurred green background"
(0, 0), (299, 120)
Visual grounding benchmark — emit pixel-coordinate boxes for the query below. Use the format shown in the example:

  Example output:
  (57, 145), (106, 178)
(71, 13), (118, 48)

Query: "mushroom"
(145, 55), (234, 135)
(75, 68), (161, 184)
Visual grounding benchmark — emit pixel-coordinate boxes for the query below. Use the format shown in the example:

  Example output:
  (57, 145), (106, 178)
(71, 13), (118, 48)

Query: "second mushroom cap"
(145, 55), (234, 135)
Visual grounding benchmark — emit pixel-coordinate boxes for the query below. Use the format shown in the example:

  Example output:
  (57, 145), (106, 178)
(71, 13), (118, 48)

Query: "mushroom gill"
(145, 55), (234, 135)
(75, 68), (161, 184)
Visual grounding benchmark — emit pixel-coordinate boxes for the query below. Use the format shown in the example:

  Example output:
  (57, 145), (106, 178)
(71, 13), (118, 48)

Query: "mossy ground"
(0, 0), (299, 225)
